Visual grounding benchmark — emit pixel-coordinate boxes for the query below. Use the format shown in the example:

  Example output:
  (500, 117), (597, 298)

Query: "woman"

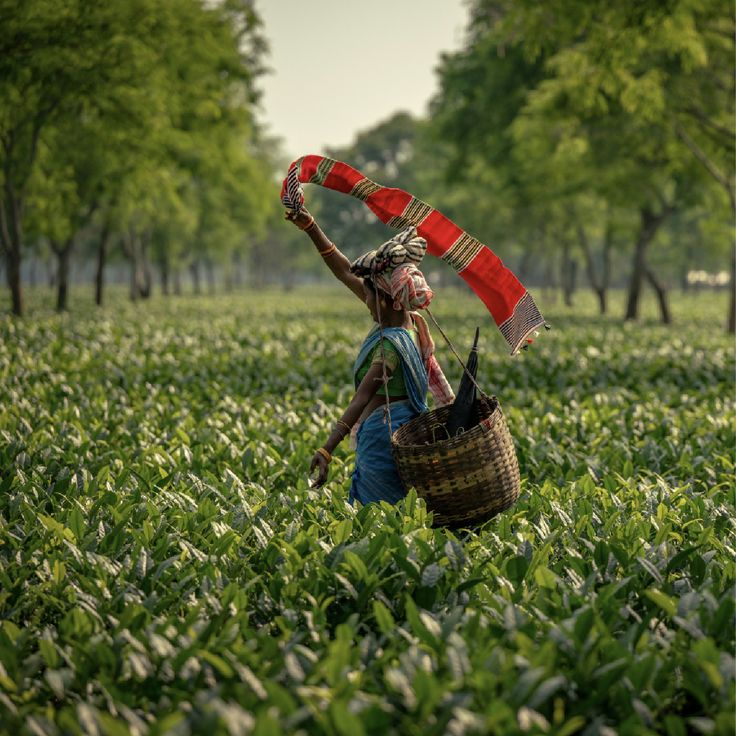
(285, 206), (454, 505)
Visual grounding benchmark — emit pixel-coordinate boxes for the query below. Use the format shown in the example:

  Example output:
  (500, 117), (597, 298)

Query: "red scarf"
(281, 155), (545, 354)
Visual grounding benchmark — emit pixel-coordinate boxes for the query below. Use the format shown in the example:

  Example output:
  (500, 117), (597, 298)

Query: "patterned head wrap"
(350, 227), (434, 311)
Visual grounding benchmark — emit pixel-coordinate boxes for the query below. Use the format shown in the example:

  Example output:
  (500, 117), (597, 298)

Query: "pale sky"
(256, 0), (470, 159)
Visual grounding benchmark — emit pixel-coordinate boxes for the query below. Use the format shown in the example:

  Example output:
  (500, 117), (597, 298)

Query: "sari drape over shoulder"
(352, 326), (429, 414)
(349, 326), (428, 506)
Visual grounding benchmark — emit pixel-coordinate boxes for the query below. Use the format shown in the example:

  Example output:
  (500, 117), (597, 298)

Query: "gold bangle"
(298, 216), (315, 231)
(335, 420), (351, 436)
(302, 219), (317, 233)
(315, 447), (331, 463)
(319, 243), (337, 258)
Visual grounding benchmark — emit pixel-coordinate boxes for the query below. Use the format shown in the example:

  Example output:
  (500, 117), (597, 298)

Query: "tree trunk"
(232, 251), (243, 289)
(139, 235), (152, 299)
(249, 244), (265, 289)
(517, 249), (534, 282)
(577, 222), (610, 315)
(204, 257), (215, 294)
(561, 242), (575, 307)
(129, 257), (139, 301)
(224, 253), (235, 292)
(47, 258), (56, 289)
(595, 288), (606, 315)
(95, 224), (110, 307)
(542, 257), (557, 303)
(123, 231), (147, 301)
(4, 247), (22, 315)
(159, 255), (170, 295)
(125, 232), (141, 301)
(625, 240), (647, 322)
(645, 269), (671, 324)
(0, 189), (24, 316)
(625, 206), (669, 321)
(190, 260), (201, 294)
(673, 123), (734, 333)
(173, 269), (182, 296)
(54, 240), (73, 312)
(601, 226), (612, 307)
(281, 269), (295, 291)
(728, 243), (735, 334)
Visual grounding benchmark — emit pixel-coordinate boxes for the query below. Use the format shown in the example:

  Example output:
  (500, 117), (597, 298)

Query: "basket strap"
(373, 302), (488, 438)
(425, 308), (487, 399)
(374, 289), (394, 437)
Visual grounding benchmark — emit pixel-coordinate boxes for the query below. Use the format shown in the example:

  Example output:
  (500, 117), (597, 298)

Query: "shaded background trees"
(427, 0), (734, 330)
(1, 0), (733, 330)
(0, 0), (273, 314)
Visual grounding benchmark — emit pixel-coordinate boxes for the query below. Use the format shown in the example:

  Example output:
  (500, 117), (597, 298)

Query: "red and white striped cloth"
(412, 312), (455, 408)
(281, 154), (546, 354)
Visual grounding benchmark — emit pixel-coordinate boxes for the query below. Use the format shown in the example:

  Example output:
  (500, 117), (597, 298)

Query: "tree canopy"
(1, 0), (732, 329)
(0, 0), (274, 313)
(428, 0), (734, 326)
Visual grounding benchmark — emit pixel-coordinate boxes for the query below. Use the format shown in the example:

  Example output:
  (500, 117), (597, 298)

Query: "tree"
(142, 0), (272, 298)
(665, 1), (735, 330)
(0, 0), (162, 314)
(429, 27), (550, 286)
(429, 0), (734, 326)
(499, 0), (734, 324)
(0, 0), (271, 313)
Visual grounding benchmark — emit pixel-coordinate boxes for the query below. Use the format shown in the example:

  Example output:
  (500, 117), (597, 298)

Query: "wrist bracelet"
(335, 420), (351, 436)
(319, 243), (337, 258)
(315, 447), (332, 463)
(299, 216), (316, 231)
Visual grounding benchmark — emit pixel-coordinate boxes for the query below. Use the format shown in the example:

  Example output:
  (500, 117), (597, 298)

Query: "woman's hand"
(309, 451), (329, 487)
(284, 206), (314, 230)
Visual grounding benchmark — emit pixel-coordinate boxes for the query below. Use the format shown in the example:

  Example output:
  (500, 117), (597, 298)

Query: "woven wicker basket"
(391, 395), (520, 528)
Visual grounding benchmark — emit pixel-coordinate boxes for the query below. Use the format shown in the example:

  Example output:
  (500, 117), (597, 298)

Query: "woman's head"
(362, 278), (395, 322)
(373, 264), (433, 312)
(352, 226), (434, 317)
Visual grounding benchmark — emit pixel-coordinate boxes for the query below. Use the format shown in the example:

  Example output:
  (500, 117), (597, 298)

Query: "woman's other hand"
(284, 207), (314, 230)
(309, 451), (329, 487)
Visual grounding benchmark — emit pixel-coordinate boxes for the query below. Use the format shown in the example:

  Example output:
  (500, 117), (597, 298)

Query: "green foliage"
(0, 0), (273, 312)
(0, 287), (733, 734)
(429, 0), (735, 302)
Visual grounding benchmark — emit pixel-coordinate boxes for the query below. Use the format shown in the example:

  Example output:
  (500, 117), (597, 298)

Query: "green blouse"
(355, 328), (419, 397)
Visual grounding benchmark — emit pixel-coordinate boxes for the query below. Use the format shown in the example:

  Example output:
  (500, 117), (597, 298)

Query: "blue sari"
(349, 327), (428, 506)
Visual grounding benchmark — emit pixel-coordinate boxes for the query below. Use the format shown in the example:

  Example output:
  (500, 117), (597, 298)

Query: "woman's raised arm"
(285, 207), (365, 302)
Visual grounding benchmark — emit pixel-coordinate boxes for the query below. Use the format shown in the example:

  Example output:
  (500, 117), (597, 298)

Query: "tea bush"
(0, 287), (733, 735)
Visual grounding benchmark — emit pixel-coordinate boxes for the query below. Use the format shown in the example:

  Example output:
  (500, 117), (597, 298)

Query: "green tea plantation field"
(1, 287), (734, 736)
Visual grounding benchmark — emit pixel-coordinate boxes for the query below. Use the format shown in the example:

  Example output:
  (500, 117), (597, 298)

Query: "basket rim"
(391, 394), (502, 451)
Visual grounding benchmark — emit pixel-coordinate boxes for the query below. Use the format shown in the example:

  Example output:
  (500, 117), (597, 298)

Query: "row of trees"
(306, 0), (733, 330)
(2, 0), (733, 331)
(1, 0), (277, 315)
(437, 0), (734, 329)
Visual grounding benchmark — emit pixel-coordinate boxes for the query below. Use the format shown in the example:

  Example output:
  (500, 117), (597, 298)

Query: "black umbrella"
(445, 327), (480, 438)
